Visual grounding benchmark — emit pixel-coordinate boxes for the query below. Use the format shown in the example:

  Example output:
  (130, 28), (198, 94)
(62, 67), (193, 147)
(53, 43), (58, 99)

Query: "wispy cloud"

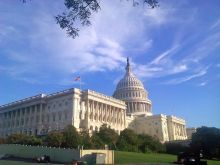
(165, 66), (209, 85)
(210, 18), (220, 30)
(198, 81), (208, 87)
(216, 63), (220, 68)
(150, 45), (180, 65)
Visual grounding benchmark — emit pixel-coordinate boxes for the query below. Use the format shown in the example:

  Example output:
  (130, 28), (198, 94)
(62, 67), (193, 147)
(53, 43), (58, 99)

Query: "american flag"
(74, 76), (81, 81)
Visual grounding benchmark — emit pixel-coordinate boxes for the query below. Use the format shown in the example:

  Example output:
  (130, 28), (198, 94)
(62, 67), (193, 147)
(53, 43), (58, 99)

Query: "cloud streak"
(164, 66), (209, 85)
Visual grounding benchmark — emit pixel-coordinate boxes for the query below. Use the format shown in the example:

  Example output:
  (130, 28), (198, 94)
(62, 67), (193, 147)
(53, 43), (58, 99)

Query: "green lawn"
(115, 151), (220, 165)
(115, 151), (176, 164)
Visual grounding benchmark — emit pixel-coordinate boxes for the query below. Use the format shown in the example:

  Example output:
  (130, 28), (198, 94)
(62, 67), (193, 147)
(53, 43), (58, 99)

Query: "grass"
(115, 151), (220, 165)
(115, 151), (176, 164)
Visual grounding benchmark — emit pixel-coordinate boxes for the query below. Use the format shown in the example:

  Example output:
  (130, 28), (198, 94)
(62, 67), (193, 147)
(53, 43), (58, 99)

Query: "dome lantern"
(126, 57), (131, 75)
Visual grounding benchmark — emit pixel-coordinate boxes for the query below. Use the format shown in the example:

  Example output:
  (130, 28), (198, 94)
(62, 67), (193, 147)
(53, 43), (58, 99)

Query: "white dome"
(116, 72), (145, 90)
(113, 58), (152, 116)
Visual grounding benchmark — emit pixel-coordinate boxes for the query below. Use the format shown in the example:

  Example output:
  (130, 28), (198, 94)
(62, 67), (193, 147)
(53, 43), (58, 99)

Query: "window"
(59, 113), (62, 120)
(53, 114), (56, 122)
(25, 118), (29, 124)
(37, 104), (40, 111)
(36, 116), (39, 123)
(42, 115), (44, 122)
(47, 115), (50, 122)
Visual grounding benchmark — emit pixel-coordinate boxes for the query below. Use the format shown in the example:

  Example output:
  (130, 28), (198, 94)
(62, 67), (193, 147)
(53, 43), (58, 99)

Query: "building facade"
(186, 127), (197, 139)
(0, 89), (126, 137)
(0, 58), (187, 142)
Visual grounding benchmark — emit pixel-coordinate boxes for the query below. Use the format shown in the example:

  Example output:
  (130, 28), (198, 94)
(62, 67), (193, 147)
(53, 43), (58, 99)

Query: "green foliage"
(6, 134), (42, 146)
(22, 135), (42, 146)
(3, 125), (165, 154)
(90, 132), (105, 149)
(96, 124), (119, 149)
(62, 125), (80, 148)
(138, 134), (165, 153)
(165, 142), (189, 155)
(117, 129), (139, 152)
(191, 126), (220, 159)
(45, 131), (64, 147)
(0, 137), (5, 144)
(117, 129), (165, 153)
(7, 134), (27, 144)
(79, 129), (92, 149)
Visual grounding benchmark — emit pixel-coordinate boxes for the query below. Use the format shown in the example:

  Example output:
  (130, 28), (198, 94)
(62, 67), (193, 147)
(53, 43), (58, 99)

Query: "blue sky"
(0, 0), (220, 128)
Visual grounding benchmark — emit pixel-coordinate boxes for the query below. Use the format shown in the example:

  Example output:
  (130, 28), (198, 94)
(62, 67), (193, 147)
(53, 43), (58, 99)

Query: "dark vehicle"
(177, 150), (207, 165)
(36, 155), (50, 163)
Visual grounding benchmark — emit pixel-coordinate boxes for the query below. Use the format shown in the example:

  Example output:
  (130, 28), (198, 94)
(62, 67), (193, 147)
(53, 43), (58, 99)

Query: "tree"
(138, 134), (165, 153)
(62, 125), (80, 148)
(22, 135), (42, 146)
(117, 129), (139, 152)
(91, 132), (105, 149)
(79, 129), (92, 149)
(7, 133), (27, 144)
(56, 0), (159, 38)
(97, 124), (119, 149)
(190, 126), (220, 159)
(45, 131), (64, 147)
(0, 137), (5, 144)
(165, 142), (188, 155)
(6, 133), (42, 146)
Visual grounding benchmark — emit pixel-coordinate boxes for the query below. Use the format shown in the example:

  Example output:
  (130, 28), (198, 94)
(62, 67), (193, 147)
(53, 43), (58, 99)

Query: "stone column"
(110, 106), (112, 124)
(87, 99), (90, 121)
(39, 103), (43, 134)
(15, 109), (19, 133)
(92, 100), (94, 121)
(132, 102), (135, 113)
(127, 103), (129, 113)
(94, 101), (96, 121)
(32, 105), (37, 134)
(101, 103), (103, 122)
(129, 102), (132, 113)
(136, 102), (138, 112)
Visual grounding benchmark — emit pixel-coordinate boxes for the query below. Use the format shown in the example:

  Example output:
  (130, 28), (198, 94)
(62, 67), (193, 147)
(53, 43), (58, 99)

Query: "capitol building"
(0, 58), (187, 142)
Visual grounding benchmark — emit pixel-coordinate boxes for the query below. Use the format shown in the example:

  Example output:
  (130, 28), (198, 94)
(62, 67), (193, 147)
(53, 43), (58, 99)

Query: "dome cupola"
(113, 58), (152, 116)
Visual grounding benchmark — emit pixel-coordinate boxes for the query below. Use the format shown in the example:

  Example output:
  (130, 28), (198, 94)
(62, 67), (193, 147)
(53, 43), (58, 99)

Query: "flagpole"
(80, 77), (82, 91)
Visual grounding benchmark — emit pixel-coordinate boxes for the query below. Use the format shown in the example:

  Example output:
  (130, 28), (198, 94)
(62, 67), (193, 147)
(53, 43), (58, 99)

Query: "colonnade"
(86, 99), (126, 129)
(0, 103), (44, 137)
(126, 102), (151, 113)
(174, 123), (187, 137)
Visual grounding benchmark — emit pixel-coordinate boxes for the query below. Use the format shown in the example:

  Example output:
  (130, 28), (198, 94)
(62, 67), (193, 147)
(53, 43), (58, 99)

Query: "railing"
(0, 94), (45, 109)
(46, 88), (75, 98)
